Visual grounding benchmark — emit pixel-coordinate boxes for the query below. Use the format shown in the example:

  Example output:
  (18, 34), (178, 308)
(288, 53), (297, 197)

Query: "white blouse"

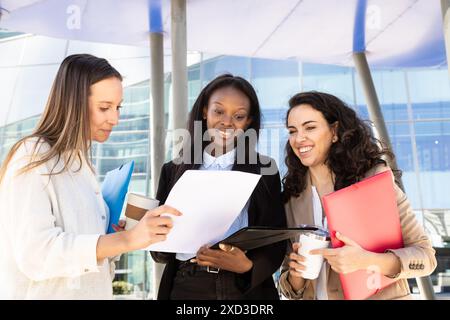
(311, 186), (329, 300)
(0, 138), (117, 299)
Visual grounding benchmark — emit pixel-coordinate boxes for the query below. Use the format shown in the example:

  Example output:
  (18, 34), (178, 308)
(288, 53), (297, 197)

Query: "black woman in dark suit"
(150, 74), (287, 300)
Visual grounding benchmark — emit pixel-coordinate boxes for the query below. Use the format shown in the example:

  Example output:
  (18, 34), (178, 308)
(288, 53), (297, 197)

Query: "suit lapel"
(286, 172), (319, 292)
(289, 171), (314, 227)
(232, 162), (259, 174)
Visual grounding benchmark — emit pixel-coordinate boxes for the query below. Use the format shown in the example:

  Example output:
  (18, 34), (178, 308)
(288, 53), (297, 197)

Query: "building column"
(170, 0), (188, 158)
(147, 0), (166, 299)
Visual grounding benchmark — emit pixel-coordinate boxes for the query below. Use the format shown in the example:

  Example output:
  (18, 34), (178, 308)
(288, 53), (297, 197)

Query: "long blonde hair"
(0, 54), (122, 183)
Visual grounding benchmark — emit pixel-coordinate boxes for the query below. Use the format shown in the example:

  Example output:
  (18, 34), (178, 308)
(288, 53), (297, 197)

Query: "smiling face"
(287, 103), (338, 169)
(203, 86), (252, 152)
(88, 77), (123, 143)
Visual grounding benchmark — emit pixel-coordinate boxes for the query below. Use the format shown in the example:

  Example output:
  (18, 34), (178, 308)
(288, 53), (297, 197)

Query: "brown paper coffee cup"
(124, 193), (160, 230)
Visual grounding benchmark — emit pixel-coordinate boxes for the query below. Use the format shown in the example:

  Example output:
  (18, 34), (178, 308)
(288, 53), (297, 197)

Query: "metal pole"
(152, 0), (188, 297)
(353, 52), (401, 179)
(148, 30), (167, 299)
(171, 0), (188, 157)
(147, 0), (166, 300)
(149, 32), (165, 202)
(441, 0), (450, 77)
(353, 52), (436, 300)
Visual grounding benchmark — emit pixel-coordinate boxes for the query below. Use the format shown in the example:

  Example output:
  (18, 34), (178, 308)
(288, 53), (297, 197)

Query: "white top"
(0, 138), (117, 299)
(176, 149), (249, 261)
(311, 186), (329, 300)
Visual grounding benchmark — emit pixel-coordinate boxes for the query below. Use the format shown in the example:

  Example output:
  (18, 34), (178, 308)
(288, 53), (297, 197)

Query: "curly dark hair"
(282, 91), (400, 202)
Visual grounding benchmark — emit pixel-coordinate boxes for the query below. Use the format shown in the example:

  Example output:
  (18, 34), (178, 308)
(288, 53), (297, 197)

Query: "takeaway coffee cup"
(124, 193), (160, 230)
(297, 231), (330, 280)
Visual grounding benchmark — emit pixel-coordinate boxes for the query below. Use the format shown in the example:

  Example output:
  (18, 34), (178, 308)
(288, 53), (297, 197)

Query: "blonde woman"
(0, 54), (180, 299)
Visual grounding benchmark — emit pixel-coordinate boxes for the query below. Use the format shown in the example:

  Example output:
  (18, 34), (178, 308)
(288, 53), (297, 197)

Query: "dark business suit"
(150, 153), (287, 300)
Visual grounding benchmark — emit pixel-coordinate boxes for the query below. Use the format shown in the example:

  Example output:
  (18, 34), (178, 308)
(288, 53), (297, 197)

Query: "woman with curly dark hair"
(278, 91), (436, 300)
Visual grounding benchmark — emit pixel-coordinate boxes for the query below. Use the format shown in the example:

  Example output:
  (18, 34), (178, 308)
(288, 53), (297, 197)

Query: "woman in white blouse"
(0, 54), (180, 299)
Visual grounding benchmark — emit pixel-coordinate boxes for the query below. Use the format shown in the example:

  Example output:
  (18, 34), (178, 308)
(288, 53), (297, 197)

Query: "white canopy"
(0, 0), (446, 68)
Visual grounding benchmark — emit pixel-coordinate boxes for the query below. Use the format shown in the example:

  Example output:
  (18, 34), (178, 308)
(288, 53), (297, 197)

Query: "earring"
(332, 137), (338, 143)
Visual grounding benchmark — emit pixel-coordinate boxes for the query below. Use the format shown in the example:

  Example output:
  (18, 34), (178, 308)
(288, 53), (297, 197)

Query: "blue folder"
(102, 160), (135, 234)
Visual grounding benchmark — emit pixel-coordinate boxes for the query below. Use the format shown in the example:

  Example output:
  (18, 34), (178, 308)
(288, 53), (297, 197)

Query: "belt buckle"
(207, 266), (220, 273)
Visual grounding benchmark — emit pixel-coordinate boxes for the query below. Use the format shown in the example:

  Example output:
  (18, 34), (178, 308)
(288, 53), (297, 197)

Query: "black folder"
(210, 225), (319, 251)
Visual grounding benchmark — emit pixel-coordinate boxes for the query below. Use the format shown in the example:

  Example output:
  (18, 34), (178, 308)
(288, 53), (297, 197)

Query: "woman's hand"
(124, 205), (182, 251)
(287, 242), (308, 291)
(191, 244), (253, 274)
(112, 219), (126, 232)
(310, 232), (372, 274)
(288, 242), (307, 278)
(96, 205), (182, 261)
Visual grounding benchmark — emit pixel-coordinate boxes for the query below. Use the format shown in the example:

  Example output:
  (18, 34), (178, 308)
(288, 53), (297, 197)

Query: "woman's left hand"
(310, 232), (373, 274)
(192, 244), (253, 274)
(112, 219), (126, 232)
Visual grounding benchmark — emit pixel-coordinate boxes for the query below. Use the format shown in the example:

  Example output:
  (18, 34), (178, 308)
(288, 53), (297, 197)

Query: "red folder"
(322, 170), (404, 300)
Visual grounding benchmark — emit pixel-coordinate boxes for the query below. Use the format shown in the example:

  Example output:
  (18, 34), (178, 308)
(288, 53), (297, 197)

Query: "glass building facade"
(1, 33), (449, 298)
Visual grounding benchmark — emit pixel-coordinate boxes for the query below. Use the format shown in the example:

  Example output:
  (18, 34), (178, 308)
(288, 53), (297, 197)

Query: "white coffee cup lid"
(302, 230), (329, 241)
(127, 193), (159, 209)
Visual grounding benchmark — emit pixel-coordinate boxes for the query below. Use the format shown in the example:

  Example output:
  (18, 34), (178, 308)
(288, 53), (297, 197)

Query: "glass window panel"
(407, 69), (450, 105)
(251, 58), (299, 78)
(111, 57), (150, 88)
(412, 101), (450, 120)
(303, 63), (354, 108)
(0, 30), (23, 40)
(387, 121), (411, 139)
(391, 135), (415, 172)
(7, 65), (59, 124)
(0, 67), (20, 126)
(355, 104), (370, 120)
(0, 37), (27, 67)
(21, 36), (67, 65)
(202, 56), (250, 84)
(188, 65), (201, 110)
(251, 58), (300, 110)
(414, 121), (450, 208)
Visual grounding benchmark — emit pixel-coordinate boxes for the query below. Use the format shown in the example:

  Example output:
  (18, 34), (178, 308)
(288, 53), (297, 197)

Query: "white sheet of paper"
(147, 170), (261, 254)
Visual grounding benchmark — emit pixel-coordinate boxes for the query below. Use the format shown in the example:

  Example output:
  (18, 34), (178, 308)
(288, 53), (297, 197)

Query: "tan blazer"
(278, 165), (437, 300)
